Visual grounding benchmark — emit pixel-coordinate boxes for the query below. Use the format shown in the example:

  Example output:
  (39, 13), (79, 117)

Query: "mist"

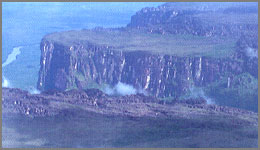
(2, 46), (22, 68)
(2, 46), (24, 88)
(104, 82), (147, 96)
(28, 87), (41, 94)
(2, 76), (10, 88)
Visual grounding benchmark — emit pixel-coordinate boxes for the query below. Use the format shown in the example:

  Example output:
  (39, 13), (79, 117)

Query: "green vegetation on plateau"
(205, 73), (258, 112)
(45, 29), (235, 58)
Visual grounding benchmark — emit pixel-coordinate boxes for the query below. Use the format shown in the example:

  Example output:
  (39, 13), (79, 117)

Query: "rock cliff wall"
(127, 2), (258, 37)
(37, 37), (255, 98)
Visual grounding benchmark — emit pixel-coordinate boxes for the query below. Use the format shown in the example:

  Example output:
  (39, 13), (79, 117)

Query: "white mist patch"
(28, 87), (41, 94)
(104, 86), (115, 95)
(115, 82), (137, 95)
(2, 46), (23, 67)
(2, 76), (10, 87)
(184, 86), (215, 104)
(2, 46), (23, 88)
(104, 82), (147, 96)
(245, 47), (258, 58)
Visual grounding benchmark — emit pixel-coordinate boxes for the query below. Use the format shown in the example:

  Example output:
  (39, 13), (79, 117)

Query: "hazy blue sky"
(2, 2), (165, 90)
(3, 2), (165, 14)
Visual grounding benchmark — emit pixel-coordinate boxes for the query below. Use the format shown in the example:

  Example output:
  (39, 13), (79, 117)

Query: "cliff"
(37, 30), (257, 95)
(127, 2), (258, 37)
(37, 2), (258, 111)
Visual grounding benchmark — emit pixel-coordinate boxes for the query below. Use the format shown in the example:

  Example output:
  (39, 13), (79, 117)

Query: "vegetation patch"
(204, 72), (258, 112)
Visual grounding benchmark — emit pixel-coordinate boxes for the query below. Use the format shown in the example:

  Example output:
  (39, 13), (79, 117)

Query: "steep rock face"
(127, 2), (258, 37)
(37, 38), (250, 98)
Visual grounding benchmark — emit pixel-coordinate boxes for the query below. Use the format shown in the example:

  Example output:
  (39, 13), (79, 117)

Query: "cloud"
(2, 46), (23, 68)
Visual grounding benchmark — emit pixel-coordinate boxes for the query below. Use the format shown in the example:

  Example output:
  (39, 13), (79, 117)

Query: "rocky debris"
(2, 88), (258, 127)
(158, 97), (207, 105)
(177, 98), (207, 105)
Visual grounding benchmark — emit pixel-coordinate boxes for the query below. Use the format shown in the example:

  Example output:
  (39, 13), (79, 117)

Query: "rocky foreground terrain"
(2, 87), (257, 126)
(2, 87), (258, 148)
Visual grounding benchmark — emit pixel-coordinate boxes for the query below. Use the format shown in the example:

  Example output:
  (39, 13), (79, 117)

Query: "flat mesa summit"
(43, 28), (235, 56)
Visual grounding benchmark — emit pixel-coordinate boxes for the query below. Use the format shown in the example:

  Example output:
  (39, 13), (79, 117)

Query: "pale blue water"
(2, 2), (164, 92)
